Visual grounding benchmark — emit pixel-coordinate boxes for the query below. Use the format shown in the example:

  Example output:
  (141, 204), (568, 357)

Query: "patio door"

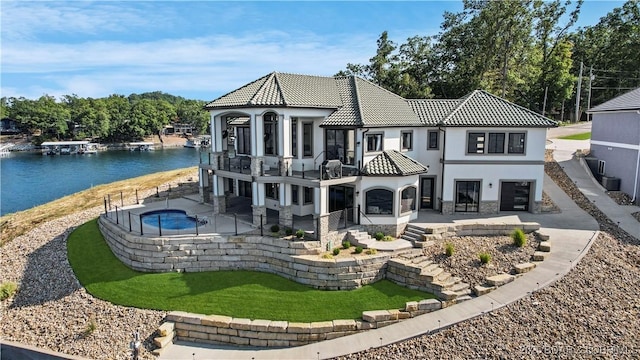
(329, 185), (355, 221)
(420, 177), (435, 209)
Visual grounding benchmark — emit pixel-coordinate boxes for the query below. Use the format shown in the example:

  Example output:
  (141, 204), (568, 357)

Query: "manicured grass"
(68, 219), (434, 322)
(559, 132), (591, 140)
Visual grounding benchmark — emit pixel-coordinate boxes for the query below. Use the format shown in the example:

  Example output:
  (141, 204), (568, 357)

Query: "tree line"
(0, 91), (210, 143)
(337, 0), (639, 120)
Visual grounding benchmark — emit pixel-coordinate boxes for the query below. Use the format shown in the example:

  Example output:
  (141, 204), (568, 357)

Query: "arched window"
(400, 186), (417, 213)
(263, 112), (278, 155)
(365, 189), (393, 215)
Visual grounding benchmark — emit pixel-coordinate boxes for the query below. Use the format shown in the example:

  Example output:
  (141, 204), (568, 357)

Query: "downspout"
(360, 128), (369, 170)
(632, 110), (640, 202)
(438, 124), (446, 213)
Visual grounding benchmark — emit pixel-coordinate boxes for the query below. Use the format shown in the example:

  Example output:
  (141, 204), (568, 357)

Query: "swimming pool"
(141, 209), (197, 230)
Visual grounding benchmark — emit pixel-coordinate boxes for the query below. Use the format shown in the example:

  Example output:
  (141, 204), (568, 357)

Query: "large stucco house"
(197, 72), (556, 238)
(587, 87), (640, 205)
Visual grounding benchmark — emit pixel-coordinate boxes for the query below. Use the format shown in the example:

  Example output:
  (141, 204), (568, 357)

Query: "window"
(597, 160), (606, 175)
(401, 131), (413, 151)
(265, 183), (279, 200)
(236, 126), (251, 155)
(488, 133), (505, 154)
(264, 112), (278, 155)
(304, 187), (313, 204)
(366, 133), (383, 152)
(325, 128), (355, 165)
(428, 131), (439, 150)
(467, 133), (485, 154)
(455, 181), (480, 212)
(365, 189), (393, 215)
(303, 122), (313, 157)
(291, 185), (299, 204)
(291, 118), (297, 157)
(400, 186), (417, 213)
(508, 133), (525, 154)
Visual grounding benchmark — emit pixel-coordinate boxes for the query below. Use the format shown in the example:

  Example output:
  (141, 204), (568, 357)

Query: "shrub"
(382, 235), (394, 242)
(295, 229), (305, 239)
(0, 282), (18, 301)
(445, 243), (455, 257)
(321, 253), (334, 259)
(332, 248), (341, 256)
(84, 317), (97, 336)
(342, 240), (351, 249)
(479, 252), (492, 264)
(374, 232), (384, 241)
(366, 248), (377, 255)
(354, 246), (363, 254)
(512, 228), (527, 247)
(270, 224), (280, 233)
(285, 227), (293, 236)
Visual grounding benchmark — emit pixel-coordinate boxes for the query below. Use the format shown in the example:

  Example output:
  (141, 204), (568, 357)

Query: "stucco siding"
(445, 127), (547, 161)
(591, 111), (640, 145)
(590, 144), (639, 198)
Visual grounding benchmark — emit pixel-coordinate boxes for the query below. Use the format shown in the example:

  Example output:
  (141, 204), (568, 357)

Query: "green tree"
(176, 100), (209, 134)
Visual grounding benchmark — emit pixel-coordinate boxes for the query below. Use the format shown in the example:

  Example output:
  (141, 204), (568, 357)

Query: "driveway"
(547, 121), (591, 139)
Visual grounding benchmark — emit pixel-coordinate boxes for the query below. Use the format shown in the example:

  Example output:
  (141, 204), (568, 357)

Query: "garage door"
(500, 182), (531, 211)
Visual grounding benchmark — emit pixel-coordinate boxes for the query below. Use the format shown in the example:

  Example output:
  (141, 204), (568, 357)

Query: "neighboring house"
(1, 118), (21, 135)
(198, 72), (556, 239)
(587, 87), (640, 205)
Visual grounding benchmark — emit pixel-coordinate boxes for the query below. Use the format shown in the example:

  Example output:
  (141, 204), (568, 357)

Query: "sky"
(0, 0), (627, 102)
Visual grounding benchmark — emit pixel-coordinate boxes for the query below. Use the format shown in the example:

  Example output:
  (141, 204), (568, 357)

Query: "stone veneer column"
(318, 215), (330, 250)
(532, 201), (542, 214)
(441, 201), (454, 215)
(479, 201), (498, 214)
(279, 205), (293, 229)
(213, 195), (226, 214)
(251, 156), (264, 177)
(252, 205), (267, 228)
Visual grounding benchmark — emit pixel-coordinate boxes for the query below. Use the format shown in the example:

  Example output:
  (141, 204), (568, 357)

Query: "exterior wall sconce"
(489, 183), (493, 188)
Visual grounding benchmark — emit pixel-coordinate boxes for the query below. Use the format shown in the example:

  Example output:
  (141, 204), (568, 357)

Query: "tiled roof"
(322, 77), (364, 126)
(442, 90), (557, 128)
(588, 87), (640, 112)
(407, 99), (460, 126)
(352, 78), (422, 127)
(361, 150), (429, 176)
(204, 72), (342, 109)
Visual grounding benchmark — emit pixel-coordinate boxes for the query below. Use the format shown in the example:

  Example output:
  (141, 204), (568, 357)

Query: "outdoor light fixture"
(489, 183), (493, 188)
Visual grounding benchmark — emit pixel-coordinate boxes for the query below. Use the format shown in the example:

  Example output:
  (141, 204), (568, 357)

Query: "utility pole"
(542, 86), (548, 117)
(575, 61), (583, 123)
(587, 66), (594, 121)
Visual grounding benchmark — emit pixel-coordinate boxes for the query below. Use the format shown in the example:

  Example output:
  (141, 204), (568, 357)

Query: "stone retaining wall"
(421, 222), (541, 242)
(99, 216), (390, 290)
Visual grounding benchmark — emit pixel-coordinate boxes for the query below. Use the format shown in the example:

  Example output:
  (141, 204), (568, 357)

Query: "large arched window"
(400, 186), (417, 213)
(365, 189), (393, 215)
(263, 112), (278, 155)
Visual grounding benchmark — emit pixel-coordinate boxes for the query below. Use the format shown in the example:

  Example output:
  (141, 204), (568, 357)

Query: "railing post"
(128, 211), (132, 232)
(157, 215), (162, 237)
(260, 214), (264, 236)
(343, 208), (348, 229)
(358, 204), (361, 225)
(120, 191), (124, 207)
(104, 197), (108, 215)
(115, 206), (119, 225)
(302, 163), (305, 179)
(107, 194), (111, 210)
(156, 186), (159, 197)
(135, 189), (139, 204)
(234, 214), (238, 235)
(195, 215), (199, 236)
(140, 214), (143, 235)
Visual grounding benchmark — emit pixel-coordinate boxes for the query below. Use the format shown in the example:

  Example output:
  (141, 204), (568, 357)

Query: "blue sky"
(0, 1), (625, 101)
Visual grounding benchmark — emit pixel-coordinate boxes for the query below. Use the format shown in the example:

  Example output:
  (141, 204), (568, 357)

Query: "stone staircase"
(400, 224), (435, 247)
(387, 251), (471, 302)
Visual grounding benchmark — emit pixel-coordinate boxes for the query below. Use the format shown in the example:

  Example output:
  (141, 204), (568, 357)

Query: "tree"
(176, 100), (209, 135)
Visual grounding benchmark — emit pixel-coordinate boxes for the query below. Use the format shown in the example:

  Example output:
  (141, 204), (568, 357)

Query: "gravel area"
(607, 191), (634, 206)
(423, 234), (539, 288)
(333, 152), (640, 359)
(0, 175), (197, 360)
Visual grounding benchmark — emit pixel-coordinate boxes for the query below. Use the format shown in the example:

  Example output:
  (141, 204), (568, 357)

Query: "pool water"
(141, 209), (197, 230)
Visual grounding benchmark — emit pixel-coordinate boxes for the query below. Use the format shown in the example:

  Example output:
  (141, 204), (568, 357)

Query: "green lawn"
(67, 219), (434, 322)
(558, 132), (591, 140)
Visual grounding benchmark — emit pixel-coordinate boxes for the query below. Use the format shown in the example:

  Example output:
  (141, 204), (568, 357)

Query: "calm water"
(0, 148), (200, 216)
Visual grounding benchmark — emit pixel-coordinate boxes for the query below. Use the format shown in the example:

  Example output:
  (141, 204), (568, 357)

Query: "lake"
(0, 148), (200, 216)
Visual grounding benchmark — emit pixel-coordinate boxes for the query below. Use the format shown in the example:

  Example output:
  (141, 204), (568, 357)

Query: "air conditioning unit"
(322, 160), (342, 180)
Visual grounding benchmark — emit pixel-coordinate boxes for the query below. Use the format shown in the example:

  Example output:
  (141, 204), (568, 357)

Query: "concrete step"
(449, 282), (470, 293)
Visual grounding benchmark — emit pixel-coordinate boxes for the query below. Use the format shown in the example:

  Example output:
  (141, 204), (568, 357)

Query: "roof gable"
(362, 150), (428, 176)
(588, 87), (640, 112)
(442, 90), (557, 128)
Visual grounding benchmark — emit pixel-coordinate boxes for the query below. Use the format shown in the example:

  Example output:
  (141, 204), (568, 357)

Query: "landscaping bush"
(512, 228), (527, 247)
(355, 246), (363, 254)
(321, 253), (334, 259)
(366, 248), (377, 255)
(285, 227), (293, 236)
(84, 317), (97, 336)
(270, 224), (280, 233)
(479, 252), (492, 264)
(295, 229), (305, 239)
(445, 243), (455, 257)
(0, 281), (18, 301)
(342, 240), (351, 249)
(382, 235), (394, 242)
(333, 247), (341, 256)
(374, 232), (384, 241)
